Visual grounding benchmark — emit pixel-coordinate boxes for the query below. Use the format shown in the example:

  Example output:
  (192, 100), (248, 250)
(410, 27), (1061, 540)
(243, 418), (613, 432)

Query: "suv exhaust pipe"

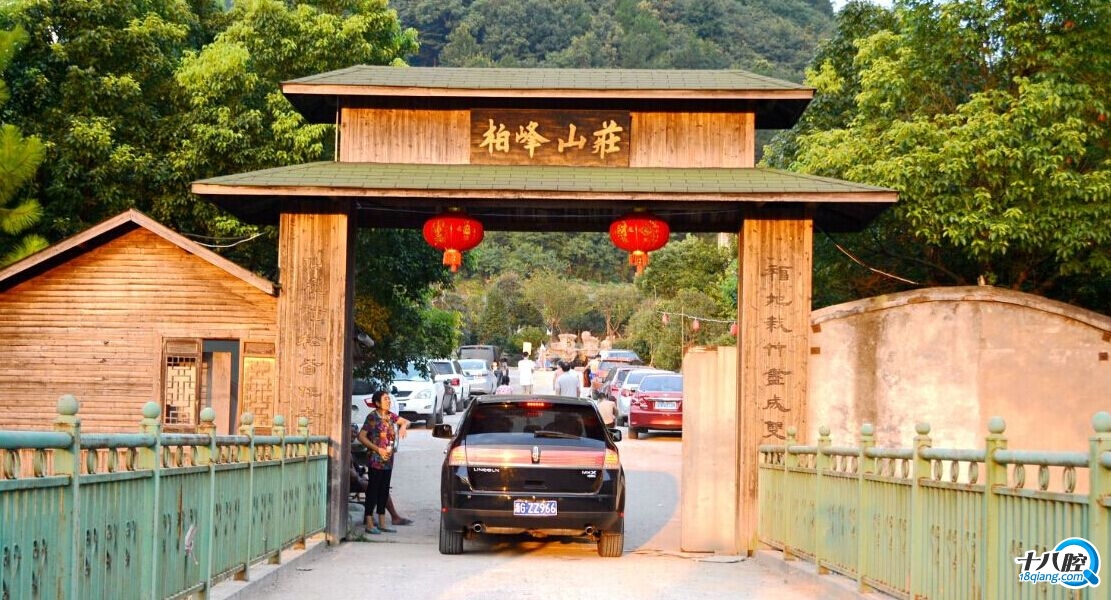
(472, 522), (485, 533)
(583, 525), (596, 536)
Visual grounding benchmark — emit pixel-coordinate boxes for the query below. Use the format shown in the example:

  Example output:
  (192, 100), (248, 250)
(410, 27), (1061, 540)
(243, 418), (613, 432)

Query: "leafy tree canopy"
(0, 25), (45, 266)
(770, 0), (1111, 310)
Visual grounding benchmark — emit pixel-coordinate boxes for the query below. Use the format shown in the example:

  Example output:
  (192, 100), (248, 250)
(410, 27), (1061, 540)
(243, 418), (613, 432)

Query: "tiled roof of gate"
(280, 66), (814, 129)
(193, 162), (896, 233)
(286, 66), (811, 93)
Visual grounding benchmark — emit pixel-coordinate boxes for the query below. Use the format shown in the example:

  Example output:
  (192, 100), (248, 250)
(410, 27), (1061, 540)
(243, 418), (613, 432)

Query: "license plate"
(513, 500), (557, 516)
(655, 401), (678, 410)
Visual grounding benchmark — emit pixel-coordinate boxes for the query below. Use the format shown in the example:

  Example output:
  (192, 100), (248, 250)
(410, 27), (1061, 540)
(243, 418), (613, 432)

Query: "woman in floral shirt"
(357, 390), (409, 534)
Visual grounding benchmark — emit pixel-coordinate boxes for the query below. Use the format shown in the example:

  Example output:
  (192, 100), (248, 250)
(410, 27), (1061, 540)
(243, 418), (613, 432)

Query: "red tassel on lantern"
(609, 211), (670, 275)
(422, 212), (484, 272)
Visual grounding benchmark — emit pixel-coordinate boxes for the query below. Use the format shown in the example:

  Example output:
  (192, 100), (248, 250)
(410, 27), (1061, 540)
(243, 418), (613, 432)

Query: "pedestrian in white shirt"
(517, 352), (536, 394)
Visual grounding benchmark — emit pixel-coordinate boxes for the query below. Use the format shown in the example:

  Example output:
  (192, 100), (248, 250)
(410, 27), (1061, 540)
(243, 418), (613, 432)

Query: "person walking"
(517, 352), (536, 394)
(357, 390), (409, 535)
(554, 361), (581, 398)
(597, 395), (617, 428)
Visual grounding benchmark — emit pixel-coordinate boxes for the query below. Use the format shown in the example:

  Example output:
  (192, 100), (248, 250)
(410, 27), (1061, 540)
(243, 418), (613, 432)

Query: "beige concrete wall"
(809, 286), (1111, 452)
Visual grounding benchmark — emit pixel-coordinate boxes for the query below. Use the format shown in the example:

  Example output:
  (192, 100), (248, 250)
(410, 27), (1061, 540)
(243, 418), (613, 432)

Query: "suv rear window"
(466, 403), (605, 440)
(431, 361), (455, 376)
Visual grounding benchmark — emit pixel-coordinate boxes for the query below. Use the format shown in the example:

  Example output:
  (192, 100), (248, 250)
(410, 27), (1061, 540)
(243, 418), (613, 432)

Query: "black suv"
(433, 395), (626, 557)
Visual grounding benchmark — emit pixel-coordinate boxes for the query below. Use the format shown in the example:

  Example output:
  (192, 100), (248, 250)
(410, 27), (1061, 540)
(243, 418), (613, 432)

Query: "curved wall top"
(809, 286), (1111, 451)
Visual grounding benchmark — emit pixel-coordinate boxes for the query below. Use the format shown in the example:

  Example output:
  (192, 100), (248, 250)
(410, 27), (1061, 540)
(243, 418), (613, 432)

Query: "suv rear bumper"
(442, 506), (623, 535)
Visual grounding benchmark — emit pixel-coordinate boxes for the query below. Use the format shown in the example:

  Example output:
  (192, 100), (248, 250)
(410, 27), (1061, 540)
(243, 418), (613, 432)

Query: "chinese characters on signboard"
(761, 259), (795, 440)
(470, 110), (631, 167)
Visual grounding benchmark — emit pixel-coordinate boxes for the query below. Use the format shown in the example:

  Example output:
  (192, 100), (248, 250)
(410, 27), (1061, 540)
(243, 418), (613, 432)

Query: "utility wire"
(819, 227), (919, 286)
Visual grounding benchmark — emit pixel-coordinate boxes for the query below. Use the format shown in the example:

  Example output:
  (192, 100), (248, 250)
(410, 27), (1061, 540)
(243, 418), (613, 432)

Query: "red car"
(627, 373), (683, 439)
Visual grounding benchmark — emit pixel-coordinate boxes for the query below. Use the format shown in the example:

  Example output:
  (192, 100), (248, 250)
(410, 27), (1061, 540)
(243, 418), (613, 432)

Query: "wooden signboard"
(470, 110), (631, 167)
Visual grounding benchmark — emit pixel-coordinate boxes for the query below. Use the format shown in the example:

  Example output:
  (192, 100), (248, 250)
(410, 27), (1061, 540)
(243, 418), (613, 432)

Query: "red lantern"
(662, 313), (670, 325)
(422, 212), (484, 272)
(729, 321), (738, 336)
(690, 319), (700, 332)
(609, 212), (670, 275)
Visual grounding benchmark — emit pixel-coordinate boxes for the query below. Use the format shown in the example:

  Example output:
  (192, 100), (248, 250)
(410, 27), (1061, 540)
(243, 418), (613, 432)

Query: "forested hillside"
(392, 0), (835, 81)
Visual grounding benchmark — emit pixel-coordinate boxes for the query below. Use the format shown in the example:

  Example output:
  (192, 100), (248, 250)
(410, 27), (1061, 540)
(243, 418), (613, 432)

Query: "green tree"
(625, 289), (723, 371)
(588, 282), (642, 340)
(475, 283), (513, 349)
(522, 269), (589, 336)
(0, 26), (45, 266)
(635, 234), (733, 301)
(352, 229), (459, 383)
(780, 0), (1111, 309)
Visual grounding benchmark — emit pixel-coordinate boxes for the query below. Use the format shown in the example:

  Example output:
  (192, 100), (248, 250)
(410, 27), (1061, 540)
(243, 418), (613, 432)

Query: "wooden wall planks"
(0, 228), (278, 432)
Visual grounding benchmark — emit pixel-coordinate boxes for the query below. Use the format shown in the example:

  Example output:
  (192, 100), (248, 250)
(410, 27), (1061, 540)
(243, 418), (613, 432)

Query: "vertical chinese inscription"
(471, 110), (631, 167)
(760, 259), (794, 440)
(737, 216), (812, 553)
(294, 254), (328, 427)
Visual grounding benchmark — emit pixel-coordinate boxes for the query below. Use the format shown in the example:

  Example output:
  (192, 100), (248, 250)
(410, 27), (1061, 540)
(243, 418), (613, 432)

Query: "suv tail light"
(451, 377), (461, 386)
(603, 449), (620, 469)
(447, 444), (467, 466)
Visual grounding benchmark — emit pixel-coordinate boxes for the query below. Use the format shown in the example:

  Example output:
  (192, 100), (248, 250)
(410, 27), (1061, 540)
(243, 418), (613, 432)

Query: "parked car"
(591, 357), (642, 399)
(615, 368), (666, 426)
(601, 365), (643, 408)
(598, 349), (641, 362)
(431, 358), (471, 413)
(432, 394), (625, 557)
(455, 345), (502, 367)
(627, 373), (683, 439)
(352, 362), (443, 427)
(458, 358), (495, 396)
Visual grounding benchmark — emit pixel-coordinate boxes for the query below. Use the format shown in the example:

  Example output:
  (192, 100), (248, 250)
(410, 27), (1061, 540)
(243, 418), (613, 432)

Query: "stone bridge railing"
(0, 395), (329, 600)
(759, 413), (1111, 600)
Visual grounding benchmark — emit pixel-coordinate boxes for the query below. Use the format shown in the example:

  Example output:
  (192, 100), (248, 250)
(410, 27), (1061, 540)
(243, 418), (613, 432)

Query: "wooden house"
(0, 209), (278, 433)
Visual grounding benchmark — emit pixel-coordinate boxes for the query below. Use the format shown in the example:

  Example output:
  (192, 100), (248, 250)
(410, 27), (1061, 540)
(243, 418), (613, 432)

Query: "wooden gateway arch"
(191, 66), (897, 552)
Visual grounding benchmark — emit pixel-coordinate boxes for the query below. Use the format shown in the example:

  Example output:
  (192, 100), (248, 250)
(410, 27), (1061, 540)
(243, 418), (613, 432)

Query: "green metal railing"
(759, 412), (1111, 600)
(0, 395), (329, 600)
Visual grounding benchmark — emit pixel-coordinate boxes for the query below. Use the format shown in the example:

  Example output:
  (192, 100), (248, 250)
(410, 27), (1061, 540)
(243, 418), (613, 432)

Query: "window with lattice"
(162, 339), (201, 428)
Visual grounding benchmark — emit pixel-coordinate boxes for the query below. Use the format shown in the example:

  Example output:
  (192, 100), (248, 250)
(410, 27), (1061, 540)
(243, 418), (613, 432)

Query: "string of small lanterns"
(659, 310), (738, 336)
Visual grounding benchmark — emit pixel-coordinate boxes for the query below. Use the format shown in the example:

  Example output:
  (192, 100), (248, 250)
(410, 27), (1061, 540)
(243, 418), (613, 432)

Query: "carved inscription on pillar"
(737, 215), (813, 554)
(277, 211), (355, 435)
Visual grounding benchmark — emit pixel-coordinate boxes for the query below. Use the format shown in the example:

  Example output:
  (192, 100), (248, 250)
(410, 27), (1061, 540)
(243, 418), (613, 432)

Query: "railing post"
(783, 426), (798, 561)
(299, 416), (311, 546)
(815, 425), (831, 575)
(857, 423), (876, 593)
(53, 395), (81, 600)
(983, 416), (1007, 599)
(271, 415), (287, 563)
(238, 412), (256, 581)
(197, 407), (217, 599)
(908, 422), (932, 599)
(137, 401), (163, 600)
(1088, 412), (1111, 600)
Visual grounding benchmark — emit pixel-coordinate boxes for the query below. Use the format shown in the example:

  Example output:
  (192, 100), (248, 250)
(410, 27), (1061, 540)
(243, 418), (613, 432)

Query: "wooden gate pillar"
(276, 203), (357, 544)
(737, 212), (813, 554)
